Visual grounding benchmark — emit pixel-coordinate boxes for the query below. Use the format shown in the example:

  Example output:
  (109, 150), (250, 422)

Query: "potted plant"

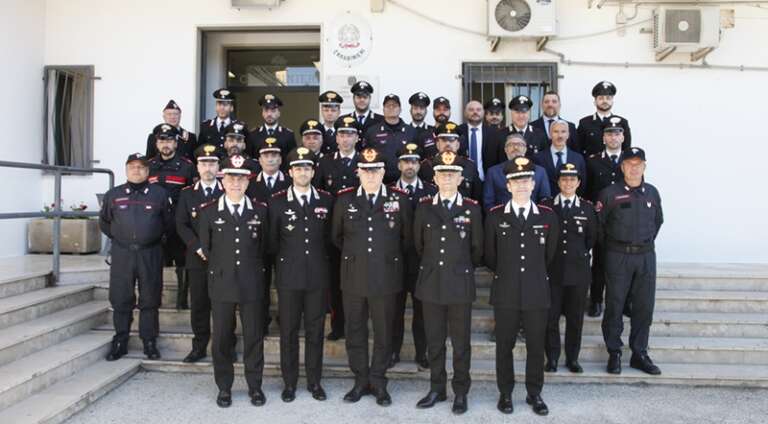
(28, 201), (101, 254)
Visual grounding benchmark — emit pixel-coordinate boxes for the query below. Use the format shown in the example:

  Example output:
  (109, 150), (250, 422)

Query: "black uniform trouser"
(162, 232), (186, 267)
(422, 301), (472, 395)
(602, 250), (656, 356)
(590, 245), (606, 304)
(109, 243), (162, 343)
(187, 268), (211, 350)
(328, 248), (344, 334)
(211, 301), (265, 392)
(278, 289), (326, 388)
(494, 307), (548, 396)
(343, 293), (397, 390)
(545, 283), (589, 363)
(393, 273), (426, 360)
(261, 254), (276, 329)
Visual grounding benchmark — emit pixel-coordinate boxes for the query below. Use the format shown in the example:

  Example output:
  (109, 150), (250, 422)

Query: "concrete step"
(0, 359), (140, 424)
(0, 285), (95, 330)
(0, 331), (113, 410)
(110, 329), (768, 366)
(111, 307), (768, 339)
(132, 350), (768, 388)
(0, 301), (109, 367)
(0, 273), (48, 299)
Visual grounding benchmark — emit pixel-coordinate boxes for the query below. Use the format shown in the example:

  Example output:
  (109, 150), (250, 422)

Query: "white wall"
(31, 0), (768, 263)
(0, 0), (46, 257)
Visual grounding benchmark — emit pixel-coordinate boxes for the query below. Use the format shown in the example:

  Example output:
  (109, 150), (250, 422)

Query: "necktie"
(610, 154), (618, 165)
(205, 187), (213, 198)
(405, 184), (414, 195)
(555, 151), (564, 169)
(443, 199), (451, 211)
(218, 121), (224, 133)
(518, 207), (526, 222)
(358, 115), (365, 125)
(368, 194), (375, 208)
(341, 157), (351, 168)
(470, 127), (478, 163)
(301, 194), (309, 215)
(564, 199), (571, 209)
(232, 203), (240, 221)
(547, 119), (554, 137)
(267, 176), (273, 190)
(267, 128), (274, 136)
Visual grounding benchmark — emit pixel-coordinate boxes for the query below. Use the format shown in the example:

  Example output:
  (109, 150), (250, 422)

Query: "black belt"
(113, 239), (161, 251)
(606, 241), (654, 254)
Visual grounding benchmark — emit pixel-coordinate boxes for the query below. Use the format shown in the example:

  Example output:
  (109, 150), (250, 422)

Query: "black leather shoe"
(343, 385), (370, 403)
(372, 387), (392, 406)
(249, 388), (266, 406)
(416, 391), (446, 408)
(630, 354), (662, 375)
(183, 348), (206, 363)
(387, 352), (400, 369)
(143, 340), (161, 360)
(588, 301), (603, 317)
(544, 359), (558, 372)
(526, 395), (549, 416)
(452, 394), (468, 415)
(216, 390), (232, 408)
(105, 340), (127, 361)
(327, 330), (345, 341)
(281, 386), (296, 402)
(566, 360), (584, 373)
(489, 329), (496, 342)
(416, 356), (430, 371)
(307, 383), (327, 401)
(497, 393), (513, 414)
(607, 353), (622, 374)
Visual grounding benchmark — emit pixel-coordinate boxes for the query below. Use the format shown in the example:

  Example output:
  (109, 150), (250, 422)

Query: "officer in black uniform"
(540, 163), (597, 374)
(484, 97), (505, 129)
(314, 116), (361, 341)
(299, 118), (326, 158)
(484, 156), (558, 416)
(319, 90), (343, 154)
(247, 93), (296, 161)
(267, 147), (334, 403)
(247, 137), (291, 203)
(345, 80), (383, 132)
(363, 94), (417, 184)
(498, 95), (548, 159)
(100, 153), (171, 361)
(388, 143), (436, 370)
(222, 121), (260, 175)
(419, 122), (482, 201)
(331, 148), (413, 406)
(148, 124), (196, 309)
(598, 147), (663, 376)
(418, 96), (464, 158)
(199, 88), (236, 151)
(408, 92), (432, 136)
(585, 122), (625, 317)
(175, 145), (224, 363)
(413, 150), (483, 415)
(198, 155), (269, 408)
(577, 81), (632, 157)
(145, 100), (197, 160)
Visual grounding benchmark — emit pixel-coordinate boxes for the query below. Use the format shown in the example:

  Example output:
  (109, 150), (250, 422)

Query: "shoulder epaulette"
(181, 185), (193, 191)
(336, 187), (356, 196)
(537, 204), (553, 212)
(390, 186), (407, 195)
(588, 152), (600, 158)
(200, 199), (217, 209)
(181, 157), (193, 164)
(419, 195), (433, 204)
(317, 188), (331, 196)
(489, 204), (504, 212)
(271, 189), (288, 198)
(463, 197), (478, 205)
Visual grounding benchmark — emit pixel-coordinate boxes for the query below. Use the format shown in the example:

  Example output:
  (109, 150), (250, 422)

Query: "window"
(462, 62), (558, 124)
(43, 65), (95, 168)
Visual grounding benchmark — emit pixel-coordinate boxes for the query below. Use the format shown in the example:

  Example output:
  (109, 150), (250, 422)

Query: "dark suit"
(414, 194), (483, 396)
(199, 196), (268, 393)
(267, 187), (334, 388)
(540, 196), (597, 365)
(457, 123), (502, 177)
(532, 148), (588, 197)
(331, 185), (413, 391)
(530, 116), (578, 152)
(389, 179), (437, 362)
(175, 181), (223, 352)
(484, 202), (558, 397)
(577, 113), (632, 157)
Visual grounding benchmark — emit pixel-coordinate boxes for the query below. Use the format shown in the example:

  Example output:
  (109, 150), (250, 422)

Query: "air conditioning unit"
(653, 6), (720, 52)
(487, 0), (557, 38)
(231, 0), (282, 8)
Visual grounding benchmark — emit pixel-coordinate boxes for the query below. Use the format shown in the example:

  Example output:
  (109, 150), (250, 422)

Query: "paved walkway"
(66, 372), (768, 424)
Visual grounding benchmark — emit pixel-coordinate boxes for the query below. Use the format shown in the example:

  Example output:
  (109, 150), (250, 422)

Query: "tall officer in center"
(268, 147), (334, 403)
(577, 81), (632, 157)
(413, 150), (483, 415)
(247, 94), (296, 162)
(199, 88), (236, 151)
(346, 80), (383, 132)
(485, 157), (559, 416)
(331, 147), (413, 406)
(198, 155), (269, 408)
(319, 90), (343, 154)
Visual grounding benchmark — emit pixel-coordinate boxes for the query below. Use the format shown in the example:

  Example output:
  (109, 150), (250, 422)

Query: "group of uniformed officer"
(98, 79), (663, 416)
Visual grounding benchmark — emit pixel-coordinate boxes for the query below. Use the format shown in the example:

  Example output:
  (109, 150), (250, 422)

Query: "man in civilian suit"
(533, 120), (586, 197)
(530, 91), (578, 152)
(458, 100), (501, 181)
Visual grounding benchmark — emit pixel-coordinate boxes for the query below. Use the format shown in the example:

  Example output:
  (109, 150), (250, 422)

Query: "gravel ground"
(66, 371), (768, 424)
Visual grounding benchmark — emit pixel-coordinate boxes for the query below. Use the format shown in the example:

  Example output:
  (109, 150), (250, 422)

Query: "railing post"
(52, 169), (62, 285)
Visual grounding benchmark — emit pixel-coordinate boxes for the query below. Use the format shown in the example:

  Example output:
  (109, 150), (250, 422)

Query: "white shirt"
(339, 150), (356, 160)
(264, 124), (278, 133)
(263, 171), (280, 188)
(468, 124), (485, 181)
(200, 180), (217, 194)
(551, 145), (568, 167)
(216, 117), (230, 130)
(559, 194), (576, 207)
(605, 148), (622, 163)
(510, 200), (532, 219)
(224, 196), (245, 216)
(293, 187), (312, 206)
(543, 115), (559, 138)
(437, 193), (459, 209)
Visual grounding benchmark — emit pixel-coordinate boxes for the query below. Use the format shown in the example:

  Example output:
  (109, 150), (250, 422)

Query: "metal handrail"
(0, 160), (115, 284)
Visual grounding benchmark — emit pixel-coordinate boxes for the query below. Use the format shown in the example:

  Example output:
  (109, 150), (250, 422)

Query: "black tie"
(610, 154), (618, 165)
(358, 115), (365, 125)
(267, 128), (274, 136)
(443, 199), (451, 211)
(564, 199), (572, 209)
(205, 187), (213, 198)
(301, 194), (309, 215)
(406, 184), (414, 195)
(218, 121), (225, 133)
(267, 176), (274, 190)
(518, 207), (526, 223)
(555, 151), (564, 169)
(232, 203), (240, 221)
(547, 118), (554, 136)
(341, 157), (351, 168)
(368, 194), (376, 208)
